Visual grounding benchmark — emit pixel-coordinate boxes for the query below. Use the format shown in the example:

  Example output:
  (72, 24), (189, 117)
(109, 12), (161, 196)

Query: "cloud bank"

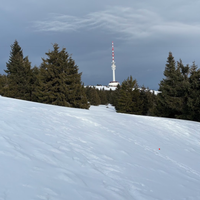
(33, 6), (200, 40)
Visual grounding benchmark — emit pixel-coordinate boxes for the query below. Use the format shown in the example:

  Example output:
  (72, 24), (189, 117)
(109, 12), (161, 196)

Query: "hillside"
(0, 96), (200, 200)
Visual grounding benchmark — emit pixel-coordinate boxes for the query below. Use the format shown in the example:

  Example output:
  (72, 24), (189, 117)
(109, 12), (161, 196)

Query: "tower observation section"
(108, 42), (120, 87)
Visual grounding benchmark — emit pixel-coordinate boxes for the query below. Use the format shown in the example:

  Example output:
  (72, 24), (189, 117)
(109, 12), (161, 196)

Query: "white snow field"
(0, 96), (200, 200)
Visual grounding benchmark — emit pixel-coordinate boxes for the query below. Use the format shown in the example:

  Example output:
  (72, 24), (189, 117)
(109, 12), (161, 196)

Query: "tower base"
(108, 81), (120, 87)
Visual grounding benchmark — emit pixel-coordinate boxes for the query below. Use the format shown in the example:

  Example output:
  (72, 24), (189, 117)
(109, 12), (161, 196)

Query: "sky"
(1, 95), (200, 199)
(1, 0), (200, 89)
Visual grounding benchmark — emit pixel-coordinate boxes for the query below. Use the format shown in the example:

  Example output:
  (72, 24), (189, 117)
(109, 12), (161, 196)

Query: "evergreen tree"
(22, 56), (34, 101)
(38, 44), (89, 109)
(85, 86), (101, 106)
(139, 86), (156, 116)
(188, 62), (200, 121)
(175, 60), (190, 119)
(4, 41), (33, 100)
(5, 40), (23, 76)
(116, 76), (143, 114)
(110, 85), (120, 107)
(155, 52), (184, 118)
(0, 74), (8, 95)
(106, 88), (114, 104)
(154, 52), (200, 121)
(98, 88), (108, 105)
(147, 90), (158, 116)
(29, 66), (40, 102)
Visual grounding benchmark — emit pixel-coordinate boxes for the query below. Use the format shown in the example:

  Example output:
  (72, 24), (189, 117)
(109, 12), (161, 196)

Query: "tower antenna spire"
(108, 41), (120, 87)
(112, 41), (115, 64)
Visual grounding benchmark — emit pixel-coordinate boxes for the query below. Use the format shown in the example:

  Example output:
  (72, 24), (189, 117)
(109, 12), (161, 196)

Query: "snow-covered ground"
(94, 85), (117, 91)
(86, 85), (117, 91)
(0, 96), (200, 200)
(89, 85), (160, 95)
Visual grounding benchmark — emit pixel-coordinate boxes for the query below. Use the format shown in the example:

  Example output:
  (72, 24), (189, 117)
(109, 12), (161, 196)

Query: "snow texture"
(0, 96), (200, 200)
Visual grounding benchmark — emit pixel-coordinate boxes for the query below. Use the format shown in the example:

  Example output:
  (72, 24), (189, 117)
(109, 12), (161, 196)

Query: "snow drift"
(0, 96), (200, 200)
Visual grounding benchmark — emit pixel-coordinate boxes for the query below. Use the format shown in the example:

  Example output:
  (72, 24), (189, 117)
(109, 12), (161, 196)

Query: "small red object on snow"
(159, 148), (160, 150)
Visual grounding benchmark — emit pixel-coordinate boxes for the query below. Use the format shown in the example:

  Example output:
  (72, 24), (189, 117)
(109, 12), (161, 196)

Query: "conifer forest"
(0, 41), (200, 122)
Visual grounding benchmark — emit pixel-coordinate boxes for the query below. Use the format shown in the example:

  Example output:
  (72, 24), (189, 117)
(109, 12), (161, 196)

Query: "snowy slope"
(0, 96), (200, 200)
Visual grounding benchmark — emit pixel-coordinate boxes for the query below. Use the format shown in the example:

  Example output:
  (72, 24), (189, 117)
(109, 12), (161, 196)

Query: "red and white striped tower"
(111, 41), (116, 81)
(112, 41), (115, 64)
(109, 41), (120, 87)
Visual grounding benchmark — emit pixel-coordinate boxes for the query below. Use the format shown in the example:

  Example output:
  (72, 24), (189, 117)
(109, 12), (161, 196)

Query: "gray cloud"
(33, 6), (200, 40)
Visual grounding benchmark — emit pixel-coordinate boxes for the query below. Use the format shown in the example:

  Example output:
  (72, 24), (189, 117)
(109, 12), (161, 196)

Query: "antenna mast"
(108, 41), (120, 87)
(112, 41), (115, 64)
(111, 41), (116, 81)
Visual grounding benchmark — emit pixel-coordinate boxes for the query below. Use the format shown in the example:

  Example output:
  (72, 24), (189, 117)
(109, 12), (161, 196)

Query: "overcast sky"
(1, 0), (200, 89)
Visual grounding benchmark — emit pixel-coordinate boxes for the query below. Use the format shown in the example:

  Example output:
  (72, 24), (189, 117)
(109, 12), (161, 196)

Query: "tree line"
(0, 41), (200, 122)
(84, 52), (200, 122)
(109, 52), (200, 122)
(0, 41), (89, 108)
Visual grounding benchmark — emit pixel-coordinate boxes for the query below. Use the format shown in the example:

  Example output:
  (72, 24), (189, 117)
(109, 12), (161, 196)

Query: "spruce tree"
(139, 86), (155, 116)
(110, 85), (120, 107)
(4, 40), (33, 100)
(98, 88), (108, 105)
(175, 60), (190, 119)
(5, 40), (23, 76)
(116, 76), (142, 114)
(0, 74), (8, 95)
(85, 86), (101, 106)
(29, 66), (40, 102)
(38, 44), (89, 109)
(188, 62), (200, 121)
(156, 52), (183, 118)
(147, 90), (157, 116)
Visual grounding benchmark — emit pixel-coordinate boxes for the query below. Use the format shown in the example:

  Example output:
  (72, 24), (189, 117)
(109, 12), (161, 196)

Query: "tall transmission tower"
(109, 41), (120, 87)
